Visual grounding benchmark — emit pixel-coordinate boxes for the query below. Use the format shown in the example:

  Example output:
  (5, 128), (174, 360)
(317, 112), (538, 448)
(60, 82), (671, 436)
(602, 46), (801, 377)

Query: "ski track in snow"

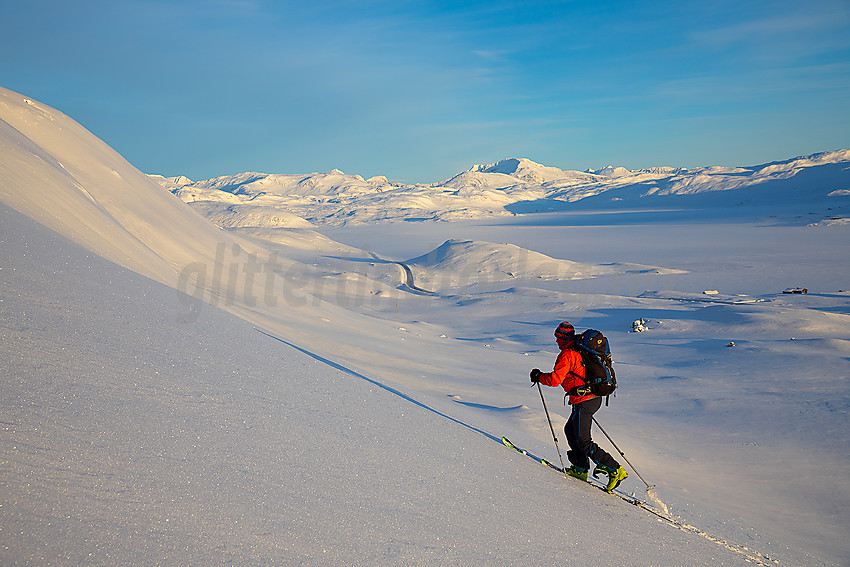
(258, 323), (784, 566)
(501, 438), (780, 566)
(265, 328), (801, 567)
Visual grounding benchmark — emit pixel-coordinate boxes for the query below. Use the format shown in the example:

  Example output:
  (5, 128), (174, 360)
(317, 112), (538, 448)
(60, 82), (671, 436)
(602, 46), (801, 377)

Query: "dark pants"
(564, 397), (619, 471)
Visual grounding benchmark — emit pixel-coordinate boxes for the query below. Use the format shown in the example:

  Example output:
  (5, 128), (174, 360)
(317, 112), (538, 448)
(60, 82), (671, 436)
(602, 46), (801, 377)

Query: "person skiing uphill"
(530, 322), (628, 492)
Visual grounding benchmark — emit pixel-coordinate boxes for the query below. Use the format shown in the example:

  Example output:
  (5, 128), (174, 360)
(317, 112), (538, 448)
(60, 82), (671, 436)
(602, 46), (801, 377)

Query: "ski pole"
(537, 381), (568, 476)
(591, 416), (654, 489)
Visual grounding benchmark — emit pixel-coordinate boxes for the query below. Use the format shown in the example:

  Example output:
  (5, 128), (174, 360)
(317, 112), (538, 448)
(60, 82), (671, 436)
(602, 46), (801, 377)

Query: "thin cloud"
(689, 3), (850, 61)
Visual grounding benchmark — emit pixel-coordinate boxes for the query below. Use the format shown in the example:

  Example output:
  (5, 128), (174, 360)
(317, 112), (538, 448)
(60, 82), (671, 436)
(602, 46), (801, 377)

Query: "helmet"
(554, 321), (575, 340)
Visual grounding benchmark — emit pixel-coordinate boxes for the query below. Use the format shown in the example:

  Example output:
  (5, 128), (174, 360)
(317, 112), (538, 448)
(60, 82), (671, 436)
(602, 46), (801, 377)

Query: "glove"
(530, 368), (541, 383)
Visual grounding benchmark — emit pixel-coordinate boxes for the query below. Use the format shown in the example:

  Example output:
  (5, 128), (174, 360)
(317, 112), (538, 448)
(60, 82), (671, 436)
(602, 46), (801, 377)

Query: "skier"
(530, 321), (629, 492)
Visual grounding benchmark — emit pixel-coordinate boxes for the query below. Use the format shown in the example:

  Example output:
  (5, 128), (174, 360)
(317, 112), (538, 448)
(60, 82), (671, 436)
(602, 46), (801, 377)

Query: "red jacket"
(538, 338), (594, 405)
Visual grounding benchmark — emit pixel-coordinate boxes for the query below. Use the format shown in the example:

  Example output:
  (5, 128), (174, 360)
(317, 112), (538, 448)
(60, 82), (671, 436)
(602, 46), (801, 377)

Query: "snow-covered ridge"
(0, 86), (244, 287)
(153, 150), (850, 227)
(405, 239), (686, 290)
(471, 157), (586, 184)
(0, 84), (412, 351)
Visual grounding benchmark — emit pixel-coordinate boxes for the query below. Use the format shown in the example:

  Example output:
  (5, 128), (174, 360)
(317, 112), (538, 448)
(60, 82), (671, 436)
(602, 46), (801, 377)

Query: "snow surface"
(2, 85), (850, 565)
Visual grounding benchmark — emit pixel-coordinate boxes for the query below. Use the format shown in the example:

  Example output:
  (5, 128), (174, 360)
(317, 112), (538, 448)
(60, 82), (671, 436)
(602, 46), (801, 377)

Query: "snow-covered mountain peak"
(590, 165), (632, 178)
(147, 146), (850, 227)
(472, 157), (575, 184)
(475, 157), (538, 174)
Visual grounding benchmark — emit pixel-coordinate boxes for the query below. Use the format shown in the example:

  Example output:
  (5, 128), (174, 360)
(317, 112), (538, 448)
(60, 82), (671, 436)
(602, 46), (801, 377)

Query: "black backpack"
(570, 329), (617, 403)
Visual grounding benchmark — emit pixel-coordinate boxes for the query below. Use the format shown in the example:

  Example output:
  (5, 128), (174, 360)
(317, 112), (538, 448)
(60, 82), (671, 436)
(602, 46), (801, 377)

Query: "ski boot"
(593, 464), (629, 492)
(565, 465), (589, 482)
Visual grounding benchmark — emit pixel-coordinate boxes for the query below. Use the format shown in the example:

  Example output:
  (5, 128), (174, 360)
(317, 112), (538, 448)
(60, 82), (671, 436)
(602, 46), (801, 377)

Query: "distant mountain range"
(151, 151), (850, 226)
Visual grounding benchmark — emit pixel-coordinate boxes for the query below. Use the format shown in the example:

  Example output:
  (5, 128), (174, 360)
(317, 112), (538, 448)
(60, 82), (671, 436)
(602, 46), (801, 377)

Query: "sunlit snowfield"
(2, 86), (849, 565)
(318, 210), (850, 562)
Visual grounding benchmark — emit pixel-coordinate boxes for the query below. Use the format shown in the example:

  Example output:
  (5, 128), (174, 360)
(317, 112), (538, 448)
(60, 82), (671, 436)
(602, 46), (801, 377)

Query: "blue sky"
(2, 0), (849, 182)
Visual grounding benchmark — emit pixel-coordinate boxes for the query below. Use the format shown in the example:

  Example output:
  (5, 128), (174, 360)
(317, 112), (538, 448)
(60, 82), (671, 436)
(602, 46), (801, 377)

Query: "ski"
(501, 436), (561, 470)
(502, 436), (663, 514)
(500, 436), (777, 566)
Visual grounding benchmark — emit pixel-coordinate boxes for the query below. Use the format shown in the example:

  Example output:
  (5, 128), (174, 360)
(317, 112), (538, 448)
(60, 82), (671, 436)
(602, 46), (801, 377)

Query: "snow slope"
(4, 203), (752, 565)
(2, 86), (849, 565)
(321, 216), (850, 567)
(0, 85), (444, 380)
(0, 91), (236, 288)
